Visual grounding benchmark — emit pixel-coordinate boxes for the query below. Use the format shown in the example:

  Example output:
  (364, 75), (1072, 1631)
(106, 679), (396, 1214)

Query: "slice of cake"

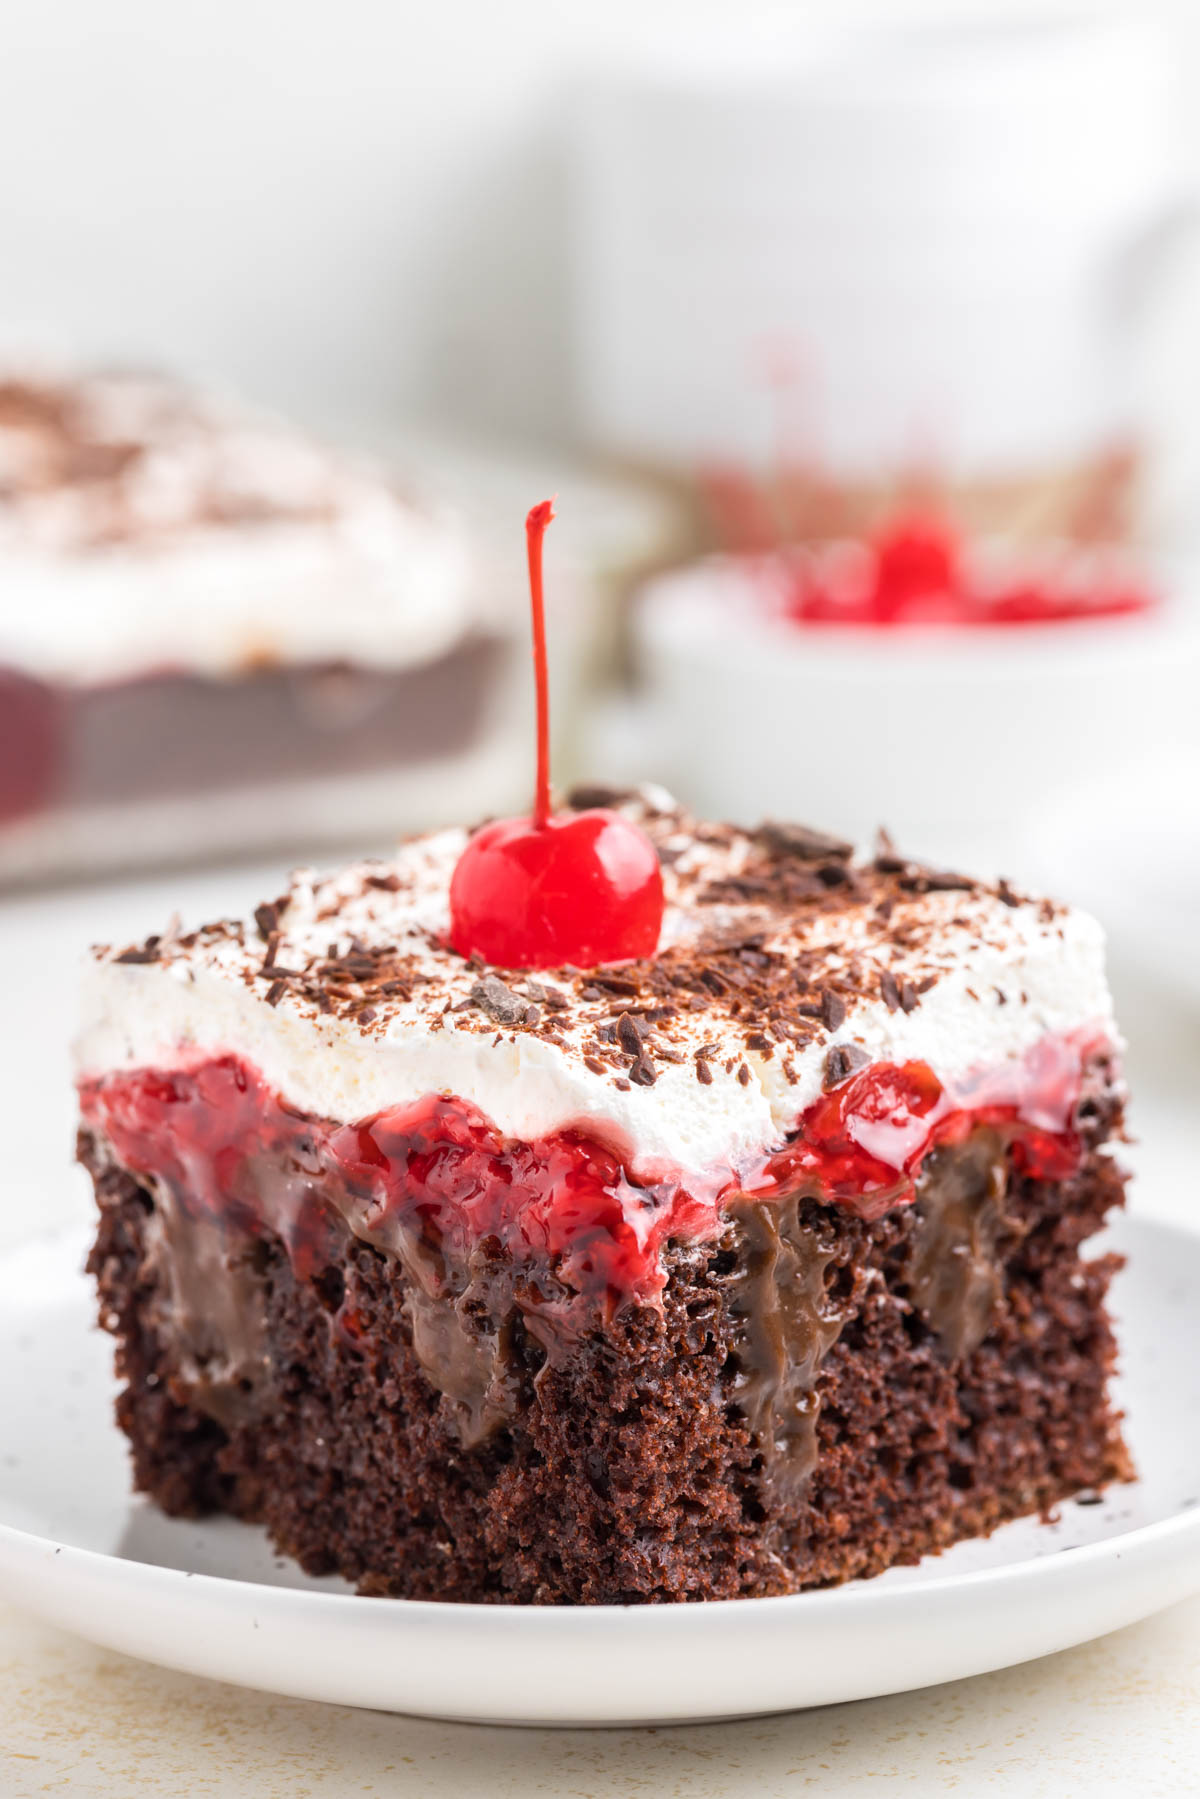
(76, 790), (1131, 1603)
(0, 366), (518, 880)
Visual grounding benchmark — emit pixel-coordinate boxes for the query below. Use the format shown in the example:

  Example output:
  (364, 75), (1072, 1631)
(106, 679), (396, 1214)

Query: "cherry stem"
(526, 497), (556, 829)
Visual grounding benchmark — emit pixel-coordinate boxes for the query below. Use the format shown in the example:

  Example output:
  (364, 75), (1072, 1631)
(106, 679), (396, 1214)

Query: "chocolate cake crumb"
(82, 1079), (1130, 1605)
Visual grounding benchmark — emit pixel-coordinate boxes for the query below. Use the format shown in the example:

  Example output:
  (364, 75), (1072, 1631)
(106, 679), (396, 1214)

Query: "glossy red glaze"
(747, 1044), (1083, 1223)
(448, 808), (664, 971)
(449, 498), (664, 970)
(79, 1032), (1093, 1317)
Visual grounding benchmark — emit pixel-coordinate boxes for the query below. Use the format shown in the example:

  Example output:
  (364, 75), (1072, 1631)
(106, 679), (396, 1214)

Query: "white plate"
(1, 1215), (1199, 1726)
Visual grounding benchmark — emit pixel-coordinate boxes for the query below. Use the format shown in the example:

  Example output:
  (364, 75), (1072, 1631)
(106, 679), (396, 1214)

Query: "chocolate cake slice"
(76, 792), (1131, 1603)
(0, 368), (516, 879)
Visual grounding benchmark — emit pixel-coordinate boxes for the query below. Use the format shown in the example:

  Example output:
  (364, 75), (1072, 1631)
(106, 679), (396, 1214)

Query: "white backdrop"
(0, 0), (1198, 464)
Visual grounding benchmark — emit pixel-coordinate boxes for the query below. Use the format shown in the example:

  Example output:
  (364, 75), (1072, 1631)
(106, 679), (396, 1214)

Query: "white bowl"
(630, 553), (1200, 868)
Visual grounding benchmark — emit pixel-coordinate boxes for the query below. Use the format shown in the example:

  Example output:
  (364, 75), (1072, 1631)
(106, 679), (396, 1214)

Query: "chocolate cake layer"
(0, 638), (503, 826)
(82, 1088), (1130, 1604)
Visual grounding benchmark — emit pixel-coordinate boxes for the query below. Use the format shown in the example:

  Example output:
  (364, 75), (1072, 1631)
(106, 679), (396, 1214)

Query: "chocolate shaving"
(526, 981), (569, 1011)
(565, 783), (639, 812)
(588, 973), (640, 998)
(823, 1042), (871, 1090)
(873, 826), (907, 874)
(696, 1058), (713, 1085)
(820, 988), (847, 1031)
(114, 938), (160, 966)
(629, 1054), (657, 1087)
(756, 821), (854, 862)
(615, 1013), (644, 1057)
(900, 869), (975, 895)
(253, 902), (280, 940)
(879, 969), (901, 1012)
(469, 976), (531, 1028)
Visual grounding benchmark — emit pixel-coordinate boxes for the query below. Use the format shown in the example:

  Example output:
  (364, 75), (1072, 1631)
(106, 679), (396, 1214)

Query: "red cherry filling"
(782, 506), (1155, 629)
(449, 498), (665, 971)
(449, 807), (664, 971)
(78, 1031), (1094, 1323)
(869, 511), (962, 620)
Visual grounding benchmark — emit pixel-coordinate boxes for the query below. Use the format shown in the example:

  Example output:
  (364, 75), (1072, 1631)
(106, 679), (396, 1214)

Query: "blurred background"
(0, 0), (1198, 1234)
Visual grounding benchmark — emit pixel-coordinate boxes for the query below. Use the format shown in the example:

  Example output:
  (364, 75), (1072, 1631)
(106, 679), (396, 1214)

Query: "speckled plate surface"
(1, 1213), (1199, 1726)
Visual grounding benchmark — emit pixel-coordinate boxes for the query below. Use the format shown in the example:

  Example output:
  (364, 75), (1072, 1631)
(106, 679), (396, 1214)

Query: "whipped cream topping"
(0, 369), (473, 684)
(75, 796), (1118, 1179)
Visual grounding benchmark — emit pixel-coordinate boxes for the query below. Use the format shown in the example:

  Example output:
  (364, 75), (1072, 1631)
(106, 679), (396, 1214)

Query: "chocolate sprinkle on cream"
(469, 976), (530, 1028)
(114, 939), (161, 966)
(821, 989), (847, 1032)
(254, 903), (281, 942)
(756, 821), (854, 862)
(823, 1043), (871, 1090)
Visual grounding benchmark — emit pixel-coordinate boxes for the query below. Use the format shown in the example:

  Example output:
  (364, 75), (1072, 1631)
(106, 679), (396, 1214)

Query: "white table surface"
(2, 862), (1198, 1799)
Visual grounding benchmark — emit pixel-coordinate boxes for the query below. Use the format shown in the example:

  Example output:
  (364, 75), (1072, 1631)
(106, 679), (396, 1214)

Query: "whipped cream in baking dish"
(75, 794), (1117, 1176)
(0, 368), (474, 684)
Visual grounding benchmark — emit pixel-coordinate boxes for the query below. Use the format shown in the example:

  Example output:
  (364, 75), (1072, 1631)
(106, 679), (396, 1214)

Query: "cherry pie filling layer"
(80, 1027), (1106, 1388)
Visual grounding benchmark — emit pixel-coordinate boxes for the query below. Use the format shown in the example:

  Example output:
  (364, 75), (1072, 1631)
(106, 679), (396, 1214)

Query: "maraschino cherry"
(869, 509), (962, 620)
(449, 499), (664, 971)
